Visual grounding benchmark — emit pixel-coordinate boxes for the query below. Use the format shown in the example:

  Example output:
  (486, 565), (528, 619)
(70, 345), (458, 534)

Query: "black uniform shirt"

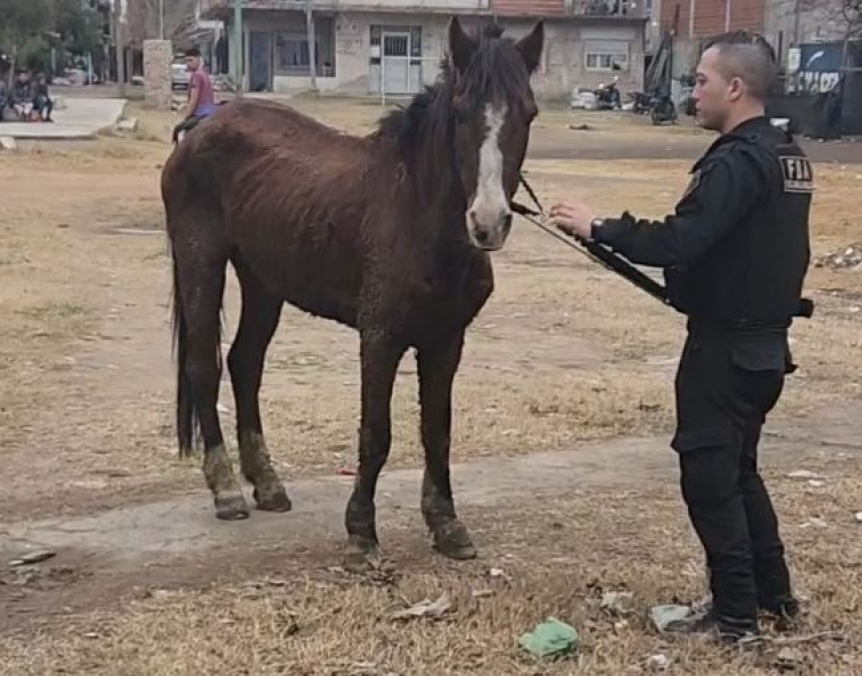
(594, 117), (785, 265)
(593, 116), (812, 333)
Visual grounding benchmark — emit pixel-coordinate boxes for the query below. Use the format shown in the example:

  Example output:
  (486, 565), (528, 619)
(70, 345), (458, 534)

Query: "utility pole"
(305, 0), (317, 90)
(159, 0), (165, 39)
(232, 0), (243, 94)
(114, 0), (126, 96)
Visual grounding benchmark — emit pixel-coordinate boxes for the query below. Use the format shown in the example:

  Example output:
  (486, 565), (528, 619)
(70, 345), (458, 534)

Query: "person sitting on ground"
(171, 47), (218, 143)
(0, 77), (9, 121)
(12, 71), (34, 121)
(32, 73), (54, 122)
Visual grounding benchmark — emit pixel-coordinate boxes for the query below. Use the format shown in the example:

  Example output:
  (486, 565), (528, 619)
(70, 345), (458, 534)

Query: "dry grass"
(1, 96), (861, 674)
(1, 452), (860, 675)
(0, 99), (860, 520)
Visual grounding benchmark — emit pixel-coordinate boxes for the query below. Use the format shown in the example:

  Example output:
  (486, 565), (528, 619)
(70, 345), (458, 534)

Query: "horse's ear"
(448, 16), (477, 73)
(516, 20), (545, 74)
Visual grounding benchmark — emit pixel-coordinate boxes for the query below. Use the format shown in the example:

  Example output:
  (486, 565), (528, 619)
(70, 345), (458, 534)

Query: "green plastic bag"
(518, 617), (581, 660)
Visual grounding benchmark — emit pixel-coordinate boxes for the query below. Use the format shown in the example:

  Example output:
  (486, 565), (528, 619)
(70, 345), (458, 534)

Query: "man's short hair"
(186, 47), (202, 58)
(702, 30), (778, 101)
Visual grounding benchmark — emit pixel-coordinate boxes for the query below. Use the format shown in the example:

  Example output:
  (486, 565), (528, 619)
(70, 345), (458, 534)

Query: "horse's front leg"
(344, 329), (405, 564)
(416, 331), (476, 560)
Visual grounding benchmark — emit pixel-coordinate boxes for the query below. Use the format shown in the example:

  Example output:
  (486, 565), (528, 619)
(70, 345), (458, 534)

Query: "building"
(764, 0), (856, 68)
(658, 0), (767, 76)
(199, 0), (648, 99)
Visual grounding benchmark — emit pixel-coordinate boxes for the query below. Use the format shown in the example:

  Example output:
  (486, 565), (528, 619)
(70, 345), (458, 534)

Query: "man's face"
(186, 55), (200, 72)
(692, 46), (741, 132)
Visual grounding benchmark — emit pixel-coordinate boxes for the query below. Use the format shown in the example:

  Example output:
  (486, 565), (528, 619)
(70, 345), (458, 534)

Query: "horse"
(161, 17), (544, 563)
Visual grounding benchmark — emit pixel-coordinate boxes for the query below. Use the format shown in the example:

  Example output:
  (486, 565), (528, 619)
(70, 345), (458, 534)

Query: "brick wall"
(660, 0), (765, 39)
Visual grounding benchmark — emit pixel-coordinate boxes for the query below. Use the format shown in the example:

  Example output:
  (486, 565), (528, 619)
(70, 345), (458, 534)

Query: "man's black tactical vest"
(665, 121), (813, 333)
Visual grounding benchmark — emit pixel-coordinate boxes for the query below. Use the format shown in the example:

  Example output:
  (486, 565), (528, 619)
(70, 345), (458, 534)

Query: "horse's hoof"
(432, 520), (477, 560)
(253, 485), (292, 513)
(215, 492), (250, 520)
(346, 535), (383, 570)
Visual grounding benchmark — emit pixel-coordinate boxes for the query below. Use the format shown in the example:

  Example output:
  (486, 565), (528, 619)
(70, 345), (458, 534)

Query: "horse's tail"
(171, 250), (198, 457)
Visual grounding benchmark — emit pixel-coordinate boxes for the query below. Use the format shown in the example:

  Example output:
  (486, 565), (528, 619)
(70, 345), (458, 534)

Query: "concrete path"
(0, 98), (126, 140)
(3, 421), (857, 568)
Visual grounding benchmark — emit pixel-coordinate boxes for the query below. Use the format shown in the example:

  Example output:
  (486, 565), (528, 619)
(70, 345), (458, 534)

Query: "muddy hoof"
(253, 485), (292, 513)
(345, 535), (383, 570)
(215, 492), (250, 520)
(432, 520), (477, 560)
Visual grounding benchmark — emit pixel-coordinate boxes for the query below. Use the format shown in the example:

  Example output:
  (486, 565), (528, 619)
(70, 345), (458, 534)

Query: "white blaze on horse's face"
(466, 103), (513, 251)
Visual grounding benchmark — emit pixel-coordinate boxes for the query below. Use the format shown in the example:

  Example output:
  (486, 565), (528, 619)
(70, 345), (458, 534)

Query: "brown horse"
(161, 17), (544, 562)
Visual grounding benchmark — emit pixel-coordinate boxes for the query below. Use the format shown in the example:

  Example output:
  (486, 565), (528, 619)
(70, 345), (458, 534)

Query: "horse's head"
(448, 18), (544, 251)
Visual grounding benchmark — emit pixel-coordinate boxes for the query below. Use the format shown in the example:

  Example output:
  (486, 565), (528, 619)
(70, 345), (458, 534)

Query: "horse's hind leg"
(228, 259), (291, 512)
(174, 239), (249, 520)
(416, 331), (476, 559)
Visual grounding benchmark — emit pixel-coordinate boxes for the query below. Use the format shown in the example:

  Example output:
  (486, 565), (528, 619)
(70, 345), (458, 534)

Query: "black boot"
(700, 595), (800, 624)
(760, 595), (801, 624)
(689, 607), (762, 646)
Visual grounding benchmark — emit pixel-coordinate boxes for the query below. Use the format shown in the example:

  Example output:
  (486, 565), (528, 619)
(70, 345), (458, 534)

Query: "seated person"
(32, 73), (53, 122)
(0, 78), (9, 121)
(171, 48), (218, 143)
(12, 71), (35, 120)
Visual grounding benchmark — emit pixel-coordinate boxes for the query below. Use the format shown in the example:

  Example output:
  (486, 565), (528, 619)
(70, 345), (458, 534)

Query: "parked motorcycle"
(594, 77), (622, 110)
(649, 92), (678, 125)
(627, 91), (652, 115)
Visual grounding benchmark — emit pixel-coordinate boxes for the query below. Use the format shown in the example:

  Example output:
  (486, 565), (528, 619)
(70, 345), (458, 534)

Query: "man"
(171, 47), (217, 143)
(0, 76), (9, 121)
(12, 71), (34, 120)
(32, 73), (53, 122)
(550, 31), (811, 643)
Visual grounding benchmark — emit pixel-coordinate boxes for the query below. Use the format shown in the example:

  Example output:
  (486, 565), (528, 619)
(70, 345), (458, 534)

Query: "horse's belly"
(234, 234), (361, 328)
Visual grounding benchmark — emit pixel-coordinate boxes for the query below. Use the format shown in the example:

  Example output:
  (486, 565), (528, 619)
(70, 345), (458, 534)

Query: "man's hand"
(549, 201), (598, 240)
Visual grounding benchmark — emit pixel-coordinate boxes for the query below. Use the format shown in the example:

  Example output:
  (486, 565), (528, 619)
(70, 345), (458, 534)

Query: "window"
(276, 33), (317, 73)
(584, 40), (630, 71)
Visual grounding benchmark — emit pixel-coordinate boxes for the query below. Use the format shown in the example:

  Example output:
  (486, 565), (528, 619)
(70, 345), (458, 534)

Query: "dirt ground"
(0, 96), (861, 674)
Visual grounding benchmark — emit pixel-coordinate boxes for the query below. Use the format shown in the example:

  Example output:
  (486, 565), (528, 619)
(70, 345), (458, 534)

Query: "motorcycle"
(649, 92), (678, 125)
(627, 91), (652, 115)
(594, 77), (622, 110)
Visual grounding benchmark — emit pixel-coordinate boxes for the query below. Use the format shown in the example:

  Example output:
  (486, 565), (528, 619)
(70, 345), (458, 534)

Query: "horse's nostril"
(502, 212), (513, 230)
(468, 210), (479, 227)
(475, 229), (490, 244)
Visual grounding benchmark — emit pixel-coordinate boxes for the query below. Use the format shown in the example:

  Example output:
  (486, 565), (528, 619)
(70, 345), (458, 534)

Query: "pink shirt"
(190, 69), (216, 116)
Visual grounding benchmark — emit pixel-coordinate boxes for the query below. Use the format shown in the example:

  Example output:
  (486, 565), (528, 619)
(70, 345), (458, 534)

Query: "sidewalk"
(0, 97), (127, 140)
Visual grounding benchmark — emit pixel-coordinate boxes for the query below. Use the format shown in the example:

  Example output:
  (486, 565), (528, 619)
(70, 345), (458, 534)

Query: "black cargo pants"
(672, 329), (793, 621)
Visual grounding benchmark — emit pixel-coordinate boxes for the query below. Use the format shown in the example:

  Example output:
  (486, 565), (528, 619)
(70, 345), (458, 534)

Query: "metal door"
(249, 31), (272, 92)
(382, 32), (410, 95)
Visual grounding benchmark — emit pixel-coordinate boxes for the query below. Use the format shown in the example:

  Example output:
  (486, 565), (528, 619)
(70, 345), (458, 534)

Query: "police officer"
(550, 30), (811, 643)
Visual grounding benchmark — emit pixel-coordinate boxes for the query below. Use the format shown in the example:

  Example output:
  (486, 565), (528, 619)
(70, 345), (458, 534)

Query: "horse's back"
(164, 97), (375, 325)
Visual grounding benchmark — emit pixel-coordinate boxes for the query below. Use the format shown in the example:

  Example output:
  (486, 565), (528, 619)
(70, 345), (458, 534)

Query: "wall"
(764, 0), (851, 68)
(659, 0), (766, 75)
(239, 10), (644, 98)
(337, 17), (644, 99)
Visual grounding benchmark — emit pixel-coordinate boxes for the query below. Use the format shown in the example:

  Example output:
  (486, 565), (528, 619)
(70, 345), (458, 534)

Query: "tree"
(0, 0), (106, 83)
(0, 0), (52, 83)
(125, 0), (199, 49)
(801, 0), (862, 39)
(53, 0), (107, 57)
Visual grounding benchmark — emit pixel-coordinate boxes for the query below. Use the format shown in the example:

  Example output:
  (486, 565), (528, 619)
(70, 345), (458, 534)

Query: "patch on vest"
(779, 156), (814, 193)
(681, 169), (701, 200)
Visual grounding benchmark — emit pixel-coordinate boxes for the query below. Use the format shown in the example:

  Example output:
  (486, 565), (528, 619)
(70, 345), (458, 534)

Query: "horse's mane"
(376, 22), (531, 154)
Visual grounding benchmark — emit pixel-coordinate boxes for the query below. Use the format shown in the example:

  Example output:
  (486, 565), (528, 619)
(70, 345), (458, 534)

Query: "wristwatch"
(590, 217), (604, 240)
